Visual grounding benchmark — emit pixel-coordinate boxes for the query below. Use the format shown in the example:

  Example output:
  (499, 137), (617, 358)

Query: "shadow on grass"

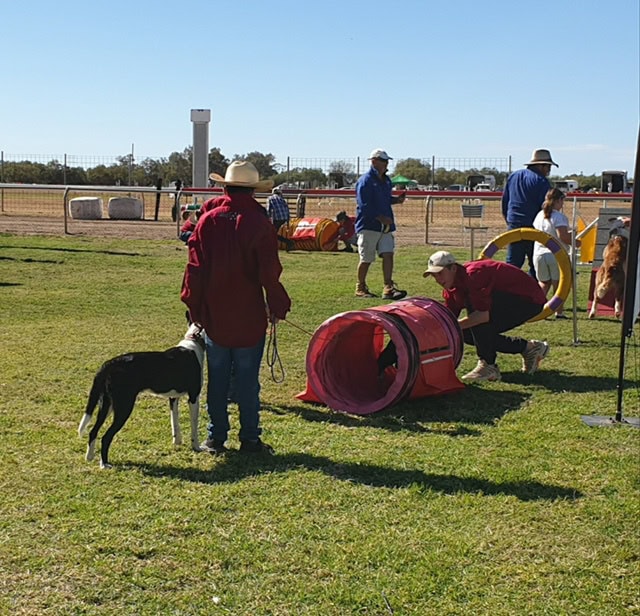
(0, 255), (63, 264)
(131, 453), (582, 501)
(0, 244), (142, 257)
(271, 387), (530, 434)
(505, 369), (635, 393)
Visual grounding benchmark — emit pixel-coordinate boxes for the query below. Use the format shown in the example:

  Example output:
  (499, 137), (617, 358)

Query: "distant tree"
(139, 157), (166, 185)
(63, 165), (88, 185)
(234, 151), (277, 178)
(433, 167), (466, 188)
(208, 147), (229, 178)
(272, 167), (327, 188)
(3, 161), (45, 183)
(86, 164), (118, 185)
(166, 148), (192, 185)
(394, 158), (432, 184)
(328, 160), (356, 188)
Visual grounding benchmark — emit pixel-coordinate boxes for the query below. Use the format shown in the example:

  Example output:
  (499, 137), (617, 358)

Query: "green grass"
(0, 235), (638, 615)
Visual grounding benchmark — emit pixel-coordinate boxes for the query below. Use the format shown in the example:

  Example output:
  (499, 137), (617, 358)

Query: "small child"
(335, 211), (357, 252)
(179, 209), (199, 243)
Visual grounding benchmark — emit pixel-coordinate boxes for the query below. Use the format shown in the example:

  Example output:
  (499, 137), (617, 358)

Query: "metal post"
(570, 196), (580, 345)
(424, 196), (432, 244)
(154, 177), (162, 221)
(63, 186), (70, 235)
(126, 144), (132, 186)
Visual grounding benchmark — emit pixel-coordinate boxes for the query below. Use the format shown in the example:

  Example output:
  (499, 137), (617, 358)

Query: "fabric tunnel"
(296, 297), (465, 415)
(278, 217), (340, 251)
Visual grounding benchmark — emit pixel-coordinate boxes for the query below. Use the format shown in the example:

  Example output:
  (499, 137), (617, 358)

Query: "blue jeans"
(204, 334), (265, 443)
(505, 224), (537, 279)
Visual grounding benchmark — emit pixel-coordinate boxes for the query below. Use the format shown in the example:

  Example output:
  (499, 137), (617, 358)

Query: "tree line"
(0, 147), (603, 191)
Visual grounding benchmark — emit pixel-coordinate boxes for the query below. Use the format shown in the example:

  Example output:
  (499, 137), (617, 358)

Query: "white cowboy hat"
(525, 149), (558, 167)
(209, 161), (274, 192)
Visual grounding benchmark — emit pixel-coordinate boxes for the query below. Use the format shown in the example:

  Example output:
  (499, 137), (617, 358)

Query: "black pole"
(615, 129), (640, 421)
(581, 130), (640, 428)
(171, 179), (182, 222)
(154, 177), (163, 221)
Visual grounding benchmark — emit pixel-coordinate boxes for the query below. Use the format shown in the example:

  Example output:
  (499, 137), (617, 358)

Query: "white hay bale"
(108, 197), (143, 220)
(69, 197), (103, 220)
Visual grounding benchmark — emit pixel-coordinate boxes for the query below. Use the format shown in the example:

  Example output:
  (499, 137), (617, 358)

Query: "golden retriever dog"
(588, 217), (629, 319)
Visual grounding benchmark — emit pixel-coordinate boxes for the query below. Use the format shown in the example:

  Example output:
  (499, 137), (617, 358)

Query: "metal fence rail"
(0, 183), (632, 247)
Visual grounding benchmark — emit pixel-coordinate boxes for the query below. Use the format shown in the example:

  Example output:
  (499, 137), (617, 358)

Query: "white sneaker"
(462, 360), (501, 382)
(521, 340), (549, 374)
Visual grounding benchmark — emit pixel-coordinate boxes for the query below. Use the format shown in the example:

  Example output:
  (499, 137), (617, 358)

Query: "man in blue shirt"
(501, 148), (557, 277)
(354, 149), (407, 299)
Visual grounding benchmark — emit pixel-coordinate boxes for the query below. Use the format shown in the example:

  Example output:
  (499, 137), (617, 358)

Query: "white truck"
(554, 179), (579, 193)
(467, 174), (496, 191)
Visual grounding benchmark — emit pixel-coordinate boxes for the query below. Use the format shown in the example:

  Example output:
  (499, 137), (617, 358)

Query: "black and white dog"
(78, 320), (206, 468)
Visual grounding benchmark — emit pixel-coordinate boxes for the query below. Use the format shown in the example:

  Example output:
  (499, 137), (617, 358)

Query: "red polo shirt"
(181, 193), (291, 347)
(443, 260), (546, 317)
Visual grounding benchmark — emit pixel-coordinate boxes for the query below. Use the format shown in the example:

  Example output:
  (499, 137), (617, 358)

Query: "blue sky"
(1, 0), (638, 176)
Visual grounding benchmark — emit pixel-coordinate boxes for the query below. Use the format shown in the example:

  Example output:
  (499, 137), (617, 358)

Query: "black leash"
(266, 321), (286, 383)
(266, 318), (317, 384)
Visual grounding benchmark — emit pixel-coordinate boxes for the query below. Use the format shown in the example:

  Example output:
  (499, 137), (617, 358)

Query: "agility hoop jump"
(479, 228), (572, 322)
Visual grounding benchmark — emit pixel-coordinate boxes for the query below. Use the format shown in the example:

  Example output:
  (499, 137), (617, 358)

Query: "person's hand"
(269, 313), (281, 325)
(378, 215), (393, 226)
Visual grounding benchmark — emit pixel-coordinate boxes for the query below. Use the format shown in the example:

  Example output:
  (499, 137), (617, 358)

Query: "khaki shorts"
(357, 229), (395, 263)
(534, 251), (559, 282)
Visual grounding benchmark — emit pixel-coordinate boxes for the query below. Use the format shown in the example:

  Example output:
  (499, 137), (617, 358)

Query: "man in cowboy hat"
(354, 148), (407, 299)
(501, 148), (558, 277)
(181, 161), (291, 455)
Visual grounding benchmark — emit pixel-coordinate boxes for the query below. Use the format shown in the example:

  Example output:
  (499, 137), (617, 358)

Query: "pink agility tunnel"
(296, 297), (465, 415)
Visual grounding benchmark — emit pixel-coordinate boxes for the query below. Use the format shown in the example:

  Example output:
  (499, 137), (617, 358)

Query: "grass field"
(0, 234), (638, 615)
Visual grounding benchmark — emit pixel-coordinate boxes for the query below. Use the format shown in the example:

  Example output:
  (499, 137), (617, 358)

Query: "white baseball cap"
(423, 250), (457, 276)
(369, 149), (392, 161)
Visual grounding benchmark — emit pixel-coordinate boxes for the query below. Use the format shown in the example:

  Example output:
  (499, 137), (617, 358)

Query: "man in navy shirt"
(501, 148), (557, 277)
(354, 149), (407, 299)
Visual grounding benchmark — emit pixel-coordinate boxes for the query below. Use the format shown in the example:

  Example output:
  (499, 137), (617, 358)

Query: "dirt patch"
(0, 215), (179, 241)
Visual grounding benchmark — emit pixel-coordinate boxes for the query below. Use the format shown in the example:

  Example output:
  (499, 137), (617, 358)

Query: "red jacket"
(181, 193), (291, 347)
(443, 260), (546, 316)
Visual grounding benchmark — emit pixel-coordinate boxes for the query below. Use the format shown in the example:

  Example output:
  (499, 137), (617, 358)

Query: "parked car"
(446, 184), (466, 191)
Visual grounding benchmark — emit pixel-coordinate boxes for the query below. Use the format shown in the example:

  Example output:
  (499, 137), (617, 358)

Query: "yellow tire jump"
(479, 227), (572, 322)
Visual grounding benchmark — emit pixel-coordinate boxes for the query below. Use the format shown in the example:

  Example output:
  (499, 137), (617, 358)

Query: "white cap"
(423, 250), (457, 276)
(369, 148), (392, 161)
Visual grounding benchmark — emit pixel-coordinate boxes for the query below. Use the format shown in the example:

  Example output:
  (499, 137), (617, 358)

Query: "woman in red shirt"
(424, 251), (549, 382)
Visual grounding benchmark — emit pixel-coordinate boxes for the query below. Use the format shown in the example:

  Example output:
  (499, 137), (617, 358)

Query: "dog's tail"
(78, 369), (107, 436)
